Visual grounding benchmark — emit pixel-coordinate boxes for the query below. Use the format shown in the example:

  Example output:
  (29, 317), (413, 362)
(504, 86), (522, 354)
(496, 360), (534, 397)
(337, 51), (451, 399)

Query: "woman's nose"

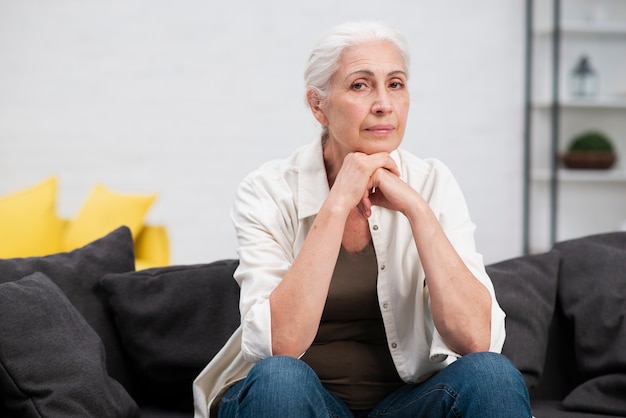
(372, 90), (392, 114)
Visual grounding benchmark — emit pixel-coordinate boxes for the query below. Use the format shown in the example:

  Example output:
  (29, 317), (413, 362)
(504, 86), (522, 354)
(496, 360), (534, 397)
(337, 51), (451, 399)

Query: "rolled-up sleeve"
(230, 170), (297, 363)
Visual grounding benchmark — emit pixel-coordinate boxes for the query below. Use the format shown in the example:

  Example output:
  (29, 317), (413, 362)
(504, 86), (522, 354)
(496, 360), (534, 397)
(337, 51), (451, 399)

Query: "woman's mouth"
(366, 125), (395, 135)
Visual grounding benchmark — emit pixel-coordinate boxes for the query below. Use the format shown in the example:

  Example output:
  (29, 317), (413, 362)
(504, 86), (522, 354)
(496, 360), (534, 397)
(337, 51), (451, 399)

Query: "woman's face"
(311, 40), (409, 158)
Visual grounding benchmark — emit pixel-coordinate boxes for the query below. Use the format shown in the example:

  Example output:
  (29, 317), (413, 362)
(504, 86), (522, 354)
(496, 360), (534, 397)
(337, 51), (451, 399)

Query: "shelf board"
(532, 97), (626, 109)
(535, 21), (626, 36)
(531, 168), (626, 182)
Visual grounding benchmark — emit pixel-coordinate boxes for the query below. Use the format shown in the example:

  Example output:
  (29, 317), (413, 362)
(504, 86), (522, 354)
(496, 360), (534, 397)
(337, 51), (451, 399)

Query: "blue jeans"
(218, 352), (531, 417)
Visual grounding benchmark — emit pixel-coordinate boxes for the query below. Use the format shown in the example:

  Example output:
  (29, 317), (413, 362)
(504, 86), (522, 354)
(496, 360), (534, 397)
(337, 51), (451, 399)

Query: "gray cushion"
(487, 249), (560, 389)
(100, 260), (240, 411)
(0, 272), (139, 417)
(555, 232), (626, 416)
(0, 226), (136, 390)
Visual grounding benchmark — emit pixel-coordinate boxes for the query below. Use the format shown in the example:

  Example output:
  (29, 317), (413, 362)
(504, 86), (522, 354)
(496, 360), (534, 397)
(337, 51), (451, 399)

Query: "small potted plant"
(561, 131), (617, 169)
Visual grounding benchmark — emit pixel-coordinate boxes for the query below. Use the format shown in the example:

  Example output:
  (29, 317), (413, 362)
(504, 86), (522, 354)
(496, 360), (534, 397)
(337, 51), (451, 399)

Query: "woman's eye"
(351, 82), (366, 90)
(389, 81), (404, 89)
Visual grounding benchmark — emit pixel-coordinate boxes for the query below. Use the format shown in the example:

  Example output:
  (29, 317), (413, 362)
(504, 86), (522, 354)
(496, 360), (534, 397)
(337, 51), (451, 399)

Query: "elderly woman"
(193, 21), (531, 418)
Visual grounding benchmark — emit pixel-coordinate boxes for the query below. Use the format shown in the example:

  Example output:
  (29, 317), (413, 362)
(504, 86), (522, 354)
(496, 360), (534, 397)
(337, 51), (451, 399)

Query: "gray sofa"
(489, 232), (626, 417)
(1, 227), (625, 417)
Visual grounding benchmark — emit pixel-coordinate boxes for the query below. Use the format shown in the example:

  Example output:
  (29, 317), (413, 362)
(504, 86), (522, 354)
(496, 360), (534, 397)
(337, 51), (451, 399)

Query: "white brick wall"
(0, 0), (525, 264)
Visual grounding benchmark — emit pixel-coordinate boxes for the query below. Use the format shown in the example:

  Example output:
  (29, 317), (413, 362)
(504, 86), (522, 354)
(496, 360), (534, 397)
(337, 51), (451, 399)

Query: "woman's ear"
(307, 89), (328, 126)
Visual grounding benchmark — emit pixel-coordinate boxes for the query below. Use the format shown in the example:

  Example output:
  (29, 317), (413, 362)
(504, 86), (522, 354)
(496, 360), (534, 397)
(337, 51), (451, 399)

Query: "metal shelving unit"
(523, 0), (626, 254)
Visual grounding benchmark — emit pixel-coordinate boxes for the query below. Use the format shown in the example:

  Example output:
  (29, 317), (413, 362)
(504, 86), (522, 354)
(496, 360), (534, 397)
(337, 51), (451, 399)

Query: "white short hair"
(304, 21), (410, 104)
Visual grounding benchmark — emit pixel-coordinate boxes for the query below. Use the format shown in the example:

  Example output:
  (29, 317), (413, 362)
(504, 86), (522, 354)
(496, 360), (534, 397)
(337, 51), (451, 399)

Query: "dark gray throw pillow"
(0, 226), (136, 390)
(487, 249), (560, 389)
(555, 232), (626, 415)
(0, 272), (139, 418)
(100, 260), (241, 411)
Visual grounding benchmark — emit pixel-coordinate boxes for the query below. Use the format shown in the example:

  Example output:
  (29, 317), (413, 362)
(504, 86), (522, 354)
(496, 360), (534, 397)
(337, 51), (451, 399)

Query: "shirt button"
(391, 342), (398, 349)
(380, 265), (386, 270)
(372, 225), (379, 231)
(382, 302), (389, 309)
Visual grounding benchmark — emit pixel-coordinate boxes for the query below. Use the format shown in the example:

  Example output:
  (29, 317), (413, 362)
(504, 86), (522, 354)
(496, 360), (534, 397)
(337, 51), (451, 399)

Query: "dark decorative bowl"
(561, 151), (616, 169)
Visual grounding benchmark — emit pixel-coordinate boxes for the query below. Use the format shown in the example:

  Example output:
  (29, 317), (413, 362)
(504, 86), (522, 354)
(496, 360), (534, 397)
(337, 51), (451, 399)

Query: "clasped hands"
(331, 151), (416, 219)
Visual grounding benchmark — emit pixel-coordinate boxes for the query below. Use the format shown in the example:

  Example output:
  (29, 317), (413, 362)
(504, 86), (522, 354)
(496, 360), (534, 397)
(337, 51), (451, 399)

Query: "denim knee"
(219, 356), (340, 418)
(460, 352), (525, 387)
(452, 352), (531, 416)
(247, 355), (319, 388)
(451, 352), (524, 390)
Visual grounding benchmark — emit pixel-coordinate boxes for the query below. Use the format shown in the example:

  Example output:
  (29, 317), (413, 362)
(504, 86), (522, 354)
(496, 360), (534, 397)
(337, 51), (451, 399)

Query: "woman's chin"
(359, 140), (401, 155)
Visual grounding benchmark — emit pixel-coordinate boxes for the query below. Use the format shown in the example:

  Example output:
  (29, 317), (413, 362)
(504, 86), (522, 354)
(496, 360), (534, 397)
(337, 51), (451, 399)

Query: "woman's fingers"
(357, 189), (372, 218)
(331, 151), (400, 214)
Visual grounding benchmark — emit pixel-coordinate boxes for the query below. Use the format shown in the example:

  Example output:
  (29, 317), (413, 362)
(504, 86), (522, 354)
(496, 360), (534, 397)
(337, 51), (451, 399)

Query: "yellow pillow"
(63, 184), (157, 251)
(0, 177), (63, 258)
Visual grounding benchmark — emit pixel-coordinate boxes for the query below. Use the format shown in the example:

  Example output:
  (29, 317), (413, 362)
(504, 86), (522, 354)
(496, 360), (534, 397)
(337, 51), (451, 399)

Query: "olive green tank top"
(301, 241), (404, 410)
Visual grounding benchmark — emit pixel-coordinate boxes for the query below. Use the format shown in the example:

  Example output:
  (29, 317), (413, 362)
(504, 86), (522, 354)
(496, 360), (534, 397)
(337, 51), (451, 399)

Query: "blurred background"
(0, 0), (529, 264)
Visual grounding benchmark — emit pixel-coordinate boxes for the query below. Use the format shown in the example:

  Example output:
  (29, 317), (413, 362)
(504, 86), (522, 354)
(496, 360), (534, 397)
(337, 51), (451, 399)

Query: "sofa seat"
(531, 401), (616, 418)
(139, 406), (194, 418)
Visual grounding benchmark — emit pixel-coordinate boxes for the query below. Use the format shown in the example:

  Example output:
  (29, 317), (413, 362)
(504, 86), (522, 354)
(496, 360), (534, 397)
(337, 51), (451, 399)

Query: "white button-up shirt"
(193, 139), (506, 417)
